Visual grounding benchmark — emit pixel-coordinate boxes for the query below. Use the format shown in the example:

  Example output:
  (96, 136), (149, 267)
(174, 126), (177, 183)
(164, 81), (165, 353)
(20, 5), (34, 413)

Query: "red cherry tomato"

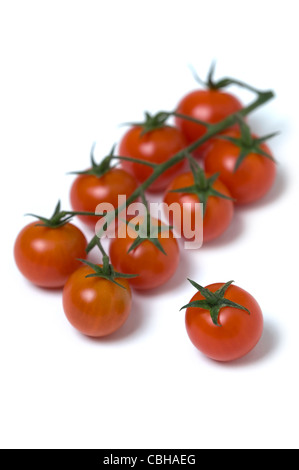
(204, 131), (277, 204)
(118, 126), (187, 192)
(175, 90), (243, 158)
(63, 265), (132, 337)
(70, 168), (138, 229)
(185, 283), (264, 362)
(109, 217), (180, 290)
(14, 222), (87, 288)
(163, 172), (234, 243)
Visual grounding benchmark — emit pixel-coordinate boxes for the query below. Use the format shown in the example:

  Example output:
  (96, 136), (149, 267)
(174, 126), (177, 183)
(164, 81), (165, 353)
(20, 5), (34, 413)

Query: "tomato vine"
(86, 81), (274, 252)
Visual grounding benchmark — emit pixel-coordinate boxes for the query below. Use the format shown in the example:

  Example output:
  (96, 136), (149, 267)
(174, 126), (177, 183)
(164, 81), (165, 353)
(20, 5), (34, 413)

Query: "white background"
(0, 0), (298, 450)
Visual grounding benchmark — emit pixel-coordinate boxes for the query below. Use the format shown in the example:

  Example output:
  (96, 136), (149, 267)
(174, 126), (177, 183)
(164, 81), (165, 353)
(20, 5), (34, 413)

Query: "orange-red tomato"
(118, 126), (187, 192)
(70, 168), (138, 229)
(109, 218), (180, 290)
(163, 172), (234, 243)
(63, 265), (132, 337)
(175, 90), (243, 158)
(14, 222), (87, 288)
(204, 131), (277, 204)
(185, 283), (264, 362)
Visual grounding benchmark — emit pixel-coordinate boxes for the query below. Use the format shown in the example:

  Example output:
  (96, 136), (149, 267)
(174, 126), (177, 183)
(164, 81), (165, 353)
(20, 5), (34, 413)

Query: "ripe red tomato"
(175, 90), (243, 158)
(118, 125), (187, 192)
(185, 282), (263, 362)
(109, 217), (180, 290)
(63, 265), (132, 337)
(163, 172), (234, 243)
(70, 168), (138, 229)
(14, 222), (87, 288)
(204, 131), (277, 204)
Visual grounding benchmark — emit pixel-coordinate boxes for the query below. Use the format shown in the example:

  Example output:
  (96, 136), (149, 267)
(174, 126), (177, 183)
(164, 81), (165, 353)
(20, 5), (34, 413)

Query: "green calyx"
(219, 116), (278, 171)
(70, 142), (159, 175)
(125, 111), (171, 136)
(190, 62), (236, 91)
(79, 239), (137, 290)
(180, 280), (250, 326)
(69, 143), (117, 178)
(26, 201), (101, 229)
(126, 192), (172, 256)
(190, 62), (271, 96)
(170, 154), (234, 215)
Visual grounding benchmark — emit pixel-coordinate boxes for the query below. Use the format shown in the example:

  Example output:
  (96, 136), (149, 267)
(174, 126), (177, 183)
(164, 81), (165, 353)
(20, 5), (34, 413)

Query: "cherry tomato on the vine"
(163, 172), (234, 243)
(70, 168), (138, 229)
(119, 125), (187, 192)
(204, 130), (277, 204)
(63, 265), (132, 337)
(184, 281), (264, 362)
(109, 217), (180, 290)
(175, 89), (243, 158)
(14, 222), (87, 288)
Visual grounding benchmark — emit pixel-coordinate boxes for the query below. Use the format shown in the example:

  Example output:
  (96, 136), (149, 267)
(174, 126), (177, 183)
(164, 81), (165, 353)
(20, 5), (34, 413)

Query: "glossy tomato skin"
(163, 172), (234, 243)
(70, 168), (138, 229)
(185, 283), (264, 362)
(63, 265), (132, 337)
(175, 90), (243, 158)
(109, 218), (180, 290)
(14, 222), (87, 288)
(204, 131), (277, 204)
(118, 125), (187, 192)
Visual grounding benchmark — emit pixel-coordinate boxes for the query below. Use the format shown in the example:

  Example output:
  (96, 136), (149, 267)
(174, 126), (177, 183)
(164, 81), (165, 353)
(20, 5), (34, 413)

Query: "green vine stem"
(86, 84), (274, 253)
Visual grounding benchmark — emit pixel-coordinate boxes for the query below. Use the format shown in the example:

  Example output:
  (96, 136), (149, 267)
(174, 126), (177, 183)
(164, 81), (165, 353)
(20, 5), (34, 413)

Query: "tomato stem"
(171, 111), (211, 128)
(112, 155), (158, 168)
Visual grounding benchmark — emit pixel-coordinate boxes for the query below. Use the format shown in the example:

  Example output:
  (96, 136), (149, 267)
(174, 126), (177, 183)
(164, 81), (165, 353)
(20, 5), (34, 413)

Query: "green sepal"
(214, 280), (234, 297)
(127, 235), (144, 253)
(78, 239), (138, 290)
(219, 117), (277, 172)
(125, 192), (171, 256)
(169, 154), (234, 215)
(69, 143), (117, 178)
(122, 111), (171, 136)
(26, 200), (102, 229)
(180, 279), (250, 327)
(187, 278), (217, 303)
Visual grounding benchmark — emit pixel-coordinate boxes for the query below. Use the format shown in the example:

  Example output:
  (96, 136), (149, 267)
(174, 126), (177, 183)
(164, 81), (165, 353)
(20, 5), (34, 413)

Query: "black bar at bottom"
(1, 450), (204, 463)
